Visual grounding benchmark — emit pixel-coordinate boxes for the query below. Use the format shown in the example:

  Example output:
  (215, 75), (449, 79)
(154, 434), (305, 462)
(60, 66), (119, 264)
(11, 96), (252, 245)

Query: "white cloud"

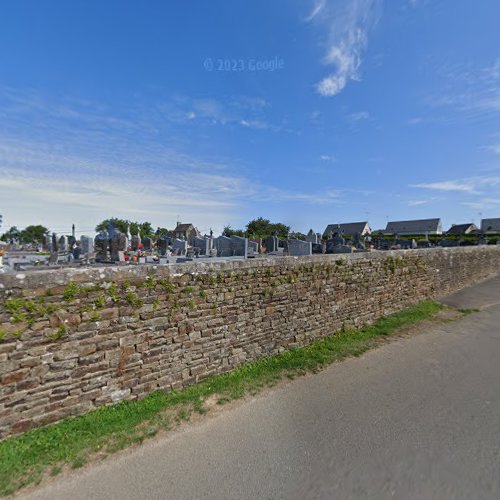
(348, 111), (370, 122)
(429, 58), (500, 121)
(305, 0), (327, 22)
(408, 199), (431, 206)
(412, 175), (500, 195)
(407, 117), (423, 125)
(482, 144), (500, 155)
(306, 0), (382, 97)
(320, 154), (336, 162)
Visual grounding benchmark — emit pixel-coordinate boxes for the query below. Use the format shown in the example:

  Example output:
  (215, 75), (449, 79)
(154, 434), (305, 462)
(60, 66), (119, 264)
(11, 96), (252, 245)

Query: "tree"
(222, 225), (245, 237)
(1, 226), (21, 243)
(245, 217), (290, 239)
(155, 227), (171, 238)
(95, 218), (129, 234)
(95, 219), (155, 237)
(20, 225), (49, 244)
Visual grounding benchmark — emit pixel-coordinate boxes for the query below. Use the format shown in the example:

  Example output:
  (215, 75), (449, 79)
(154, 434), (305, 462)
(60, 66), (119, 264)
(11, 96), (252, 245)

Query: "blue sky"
(1, 0), (500, 236)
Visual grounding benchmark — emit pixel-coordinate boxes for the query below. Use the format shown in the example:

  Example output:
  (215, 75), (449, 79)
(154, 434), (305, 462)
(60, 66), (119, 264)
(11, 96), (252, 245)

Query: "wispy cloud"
(306, 0), (382, 97)
(429, 58), (500, 121)
(412, 175), (500, 195)
(407, 117), (424, 125)
(348, 111), (370, 122)
(155, 95), (285, 132)
(319, 154), (336, 162)
(481, 144), (500, 155)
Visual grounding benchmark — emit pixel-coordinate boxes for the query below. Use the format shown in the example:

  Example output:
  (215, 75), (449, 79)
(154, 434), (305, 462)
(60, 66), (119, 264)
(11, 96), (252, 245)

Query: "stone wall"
(1, 246), (499, 438)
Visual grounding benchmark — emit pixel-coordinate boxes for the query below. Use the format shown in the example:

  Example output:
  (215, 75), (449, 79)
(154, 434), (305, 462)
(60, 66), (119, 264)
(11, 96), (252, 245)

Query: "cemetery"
(1, 216), (499, 274)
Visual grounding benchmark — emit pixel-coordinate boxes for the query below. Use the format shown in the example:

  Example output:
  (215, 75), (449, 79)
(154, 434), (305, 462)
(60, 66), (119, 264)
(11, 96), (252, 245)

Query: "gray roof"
(385, 218), (441, 234)
(446, 223), (477, 235)
(323, 222), (369, 237)
(481, 218), (500, 233)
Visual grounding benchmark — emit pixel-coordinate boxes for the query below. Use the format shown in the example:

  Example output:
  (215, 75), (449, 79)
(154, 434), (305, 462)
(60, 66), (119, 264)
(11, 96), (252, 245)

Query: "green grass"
(0, 300), (443, 496)
(458, 307), (480, 315)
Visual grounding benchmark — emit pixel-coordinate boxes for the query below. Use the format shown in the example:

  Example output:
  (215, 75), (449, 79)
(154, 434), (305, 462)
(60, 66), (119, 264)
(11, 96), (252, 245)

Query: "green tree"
(1, 226), (21, 242)
(95, 218), (129, 234)
(245, 217), (290, 239)
(155, 227), (171, 238)
(222, 225), (245, 237)
(289, 232), (306, 240)
(95, 219), (155, 237)
(20, 225), (48, 244)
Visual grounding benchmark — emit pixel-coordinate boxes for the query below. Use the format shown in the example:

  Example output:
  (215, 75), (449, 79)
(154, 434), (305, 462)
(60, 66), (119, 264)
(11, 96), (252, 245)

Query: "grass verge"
(0, 300), (443, 496)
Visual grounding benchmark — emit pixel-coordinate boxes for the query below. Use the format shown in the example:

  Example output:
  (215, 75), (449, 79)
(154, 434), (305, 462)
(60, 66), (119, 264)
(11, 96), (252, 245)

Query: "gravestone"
(312, 243), (324, 254)
(44, 235), (52, 252)
(58, 235), (68, 252)
(306, 229), (319, 244)
(326, 229), (352, 254)
(231, 236), (248, 257)
(131, 234), (141, 251)
(215, 236), (233, 257)
(193, 236), (210, 256)
(110, 231), (127, 262)
(80, 236), (94, 255)
(157, 236), (171, 256)
(51, 233), (59, 252)
(264, 236), (279, 253)
(172, 239), (188, 256)
(142, 236), (152, 251)
(72, 245), (82, 260)
(95, 231), (110, 262)
(288, 239), (312, 256)
(247, 240), (259, 257)
(353, 233), (365, 250)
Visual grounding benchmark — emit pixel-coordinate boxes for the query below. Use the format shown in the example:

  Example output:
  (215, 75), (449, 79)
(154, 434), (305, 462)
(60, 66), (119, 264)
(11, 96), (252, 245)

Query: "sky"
(1, 0), (500, 237)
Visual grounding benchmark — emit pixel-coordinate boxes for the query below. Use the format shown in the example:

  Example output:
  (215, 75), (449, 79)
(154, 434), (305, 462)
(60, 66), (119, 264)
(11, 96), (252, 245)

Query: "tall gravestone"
(51, 233), (58, 252)
(131, 234), (141, 251)
(157, 236), (170, 256)
(45, 235), (52, 252)
(95, 231), (110, 262)
(110, 231), (127, 262)
(215, 236), (233, 257)
(230, 236), (248, 257)
(58, 235), (68, 252)
(142, 236), (152, 251)
(264, 236), (278, 253)
(80, 236), (94, 255)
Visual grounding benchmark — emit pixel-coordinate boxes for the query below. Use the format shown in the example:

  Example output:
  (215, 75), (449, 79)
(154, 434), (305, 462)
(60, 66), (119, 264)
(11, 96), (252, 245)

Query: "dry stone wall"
(1, 246), (500, 438)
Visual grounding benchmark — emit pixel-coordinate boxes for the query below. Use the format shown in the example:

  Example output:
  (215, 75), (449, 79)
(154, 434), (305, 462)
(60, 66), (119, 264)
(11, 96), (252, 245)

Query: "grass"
(0, 300), (443, 496)
(458, 307), (480, 315)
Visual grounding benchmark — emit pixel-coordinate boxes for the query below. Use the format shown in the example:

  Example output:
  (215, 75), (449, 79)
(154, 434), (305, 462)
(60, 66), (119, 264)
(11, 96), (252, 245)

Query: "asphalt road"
(23, 275), (500, 500)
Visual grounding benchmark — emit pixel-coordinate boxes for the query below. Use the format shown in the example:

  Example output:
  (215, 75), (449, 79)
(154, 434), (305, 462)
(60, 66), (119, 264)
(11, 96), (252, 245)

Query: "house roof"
(323, 222), (369, 237)
(385, 218), (441, 234)
(481, 218), (500, 233)
(174, 223), (195, 232)
(446, 223), (477, 235)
